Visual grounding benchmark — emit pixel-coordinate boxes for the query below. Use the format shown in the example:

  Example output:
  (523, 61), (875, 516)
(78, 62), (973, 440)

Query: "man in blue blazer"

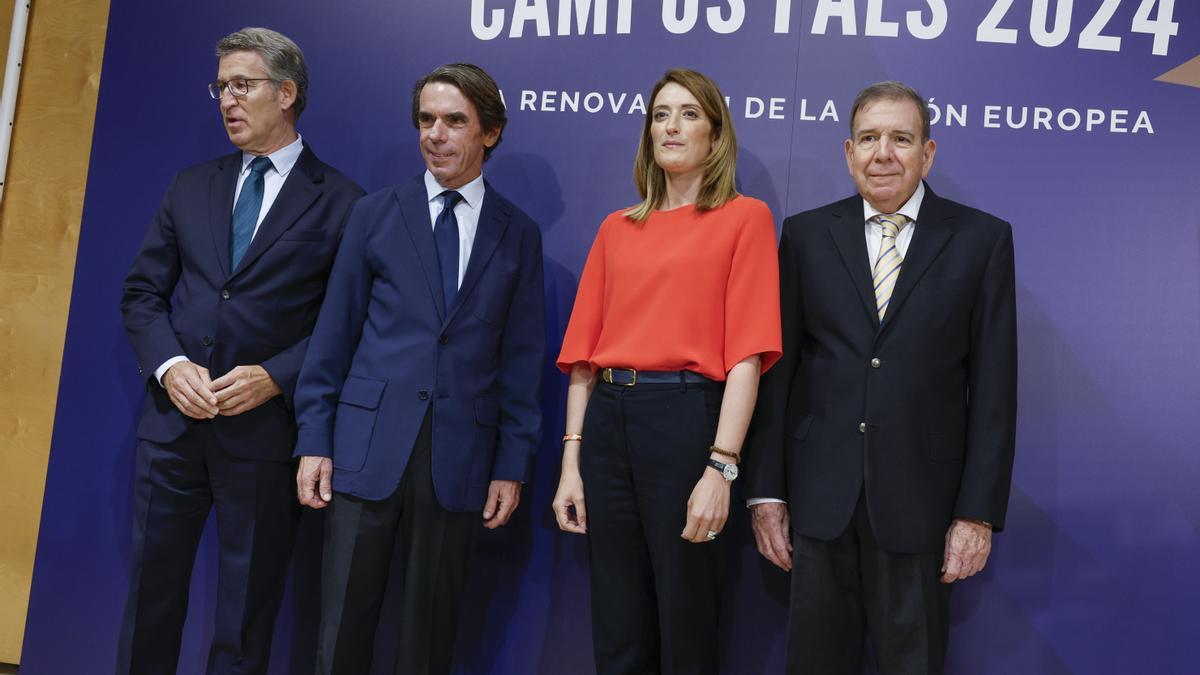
(293, 63), (545, 674)
(118, 28), (363, 675)
(747, 82), (1017, 674)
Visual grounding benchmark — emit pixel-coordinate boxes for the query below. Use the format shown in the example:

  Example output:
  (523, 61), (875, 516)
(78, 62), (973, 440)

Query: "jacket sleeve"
(121, 175), (186, 381)
(292, 199), (374, 459)
(955, 222), (1018, 531)
(744, 218), (803, 501)
(490, 218), (546, 483)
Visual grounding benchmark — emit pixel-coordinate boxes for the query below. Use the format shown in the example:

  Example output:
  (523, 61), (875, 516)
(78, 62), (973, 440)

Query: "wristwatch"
(706, 457), (738, 482)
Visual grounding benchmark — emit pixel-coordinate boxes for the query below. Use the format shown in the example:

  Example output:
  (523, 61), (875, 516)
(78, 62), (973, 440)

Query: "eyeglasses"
(207, 78), (274, 100)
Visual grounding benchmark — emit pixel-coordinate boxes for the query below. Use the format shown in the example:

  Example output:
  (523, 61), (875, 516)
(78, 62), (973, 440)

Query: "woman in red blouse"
(553, 69), (782, 674)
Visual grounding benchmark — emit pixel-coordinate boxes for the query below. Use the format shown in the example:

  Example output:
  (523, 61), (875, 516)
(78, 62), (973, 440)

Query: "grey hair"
(215, 27), (309, 117)
(849, 80), (930, 141)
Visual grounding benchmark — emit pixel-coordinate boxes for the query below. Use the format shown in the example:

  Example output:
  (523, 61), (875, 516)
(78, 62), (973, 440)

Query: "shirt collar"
(241, 134), (304, 177)
(424, 170), (485, 210)
(863, 181), (925, 225)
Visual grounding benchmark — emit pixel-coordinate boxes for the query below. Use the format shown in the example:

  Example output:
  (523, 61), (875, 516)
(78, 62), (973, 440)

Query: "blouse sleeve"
(724, 200), (783, 374)
(556, 217), (609, 373)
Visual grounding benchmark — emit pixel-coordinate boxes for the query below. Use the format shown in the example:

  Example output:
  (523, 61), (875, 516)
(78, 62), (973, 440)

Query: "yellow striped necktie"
(872, 213), (910, 321)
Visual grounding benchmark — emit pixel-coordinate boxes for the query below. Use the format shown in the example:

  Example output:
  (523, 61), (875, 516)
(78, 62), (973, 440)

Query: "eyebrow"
(652, 103), (702, 112)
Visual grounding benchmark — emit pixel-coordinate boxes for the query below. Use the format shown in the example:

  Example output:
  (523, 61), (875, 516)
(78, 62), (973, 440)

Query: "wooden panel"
(0, 0), (111, 663)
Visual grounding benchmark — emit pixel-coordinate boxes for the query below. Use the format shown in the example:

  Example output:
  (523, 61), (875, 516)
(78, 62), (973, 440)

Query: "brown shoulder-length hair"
(625, 68), (739, 222)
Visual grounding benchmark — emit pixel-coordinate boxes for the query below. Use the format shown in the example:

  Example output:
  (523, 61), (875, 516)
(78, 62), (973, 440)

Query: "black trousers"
(316, 410), (479, 675)
(787, 494), (952, 675)
(581, 378), (725, 675)
(116, 423), (300, 675)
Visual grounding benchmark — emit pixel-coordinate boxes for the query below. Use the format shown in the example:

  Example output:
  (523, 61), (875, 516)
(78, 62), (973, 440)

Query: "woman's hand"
(681, 468), (730, 543)
(552, 466), (588, 534)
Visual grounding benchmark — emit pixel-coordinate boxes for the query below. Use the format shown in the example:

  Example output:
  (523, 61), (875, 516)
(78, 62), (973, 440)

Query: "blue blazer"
(121, 145), (364, 460)
(293, 175), (545, 510)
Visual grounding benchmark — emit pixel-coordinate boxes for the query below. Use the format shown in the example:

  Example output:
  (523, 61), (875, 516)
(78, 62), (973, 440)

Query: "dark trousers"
(316, 410), (479, 675)
(787, 494), (952, 675)
(581, 379), (725, 675)
(116, 423), (300, 675)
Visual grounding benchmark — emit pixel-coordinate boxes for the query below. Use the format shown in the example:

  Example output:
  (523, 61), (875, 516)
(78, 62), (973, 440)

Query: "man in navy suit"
(747, 81), (1017, 674)
(118, 28), (363, 675)
(293, 63), (545, 674)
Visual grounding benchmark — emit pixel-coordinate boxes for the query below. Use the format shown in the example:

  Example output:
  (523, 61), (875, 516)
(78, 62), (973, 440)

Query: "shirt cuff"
(154, 355), (189, 387)
(746, 497), (786, 508)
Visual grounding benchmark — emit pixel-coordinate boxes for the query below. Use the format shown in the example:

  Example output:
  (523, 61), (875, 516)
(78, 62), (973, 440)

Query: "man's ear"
(277, 80), (298, 112)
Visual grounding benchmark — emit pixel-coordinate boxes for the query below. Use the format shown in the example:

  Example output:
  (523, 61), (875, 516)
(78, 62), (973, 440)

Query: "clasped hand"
(163, 361), (280, 419)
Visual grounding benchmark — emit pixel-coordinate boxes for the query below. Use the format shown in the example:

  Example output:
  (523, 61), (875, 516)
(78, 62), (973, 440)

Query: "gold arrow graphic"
(1157, 55), (1200, 88)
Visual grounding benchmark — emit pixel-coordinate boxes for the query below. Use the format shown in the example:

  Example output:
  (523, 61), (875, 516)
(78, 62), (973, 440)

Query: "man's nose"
(875, 138), (894, 160)
(219, 89), (238, 112)
(428, 119), (449, 141)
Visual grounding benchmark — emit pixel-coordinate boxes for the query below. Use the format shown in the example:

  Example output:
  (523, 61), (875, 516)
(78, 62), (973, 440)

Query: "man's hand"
(681, 469), (730, 544)
(296, 456), (333, 508)
(941, 518), (993, 583)
(163, 361), (218, 419)
(483, 480), (522, 529)
(211, 365), (282, 416)
(751, 502), (793, 571)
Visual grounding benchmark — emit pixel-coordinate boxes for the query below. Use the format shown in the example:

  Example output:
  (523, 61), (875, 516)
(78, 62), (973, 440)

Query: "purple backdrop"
(22, 1), (1200, 673)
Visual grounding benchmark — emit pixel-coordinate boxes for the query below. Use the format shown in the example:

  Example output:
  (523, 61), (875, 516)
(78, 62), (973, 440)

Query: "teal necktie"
(231, 156), (273, 269)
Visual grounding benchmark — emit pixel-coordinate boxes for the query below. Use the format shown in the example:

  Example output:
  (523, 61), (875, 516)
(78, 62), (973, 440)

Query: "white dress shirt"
(154, 135), (306, 385)
(747, 183), (925, 508)
(424, 170), (486, 289)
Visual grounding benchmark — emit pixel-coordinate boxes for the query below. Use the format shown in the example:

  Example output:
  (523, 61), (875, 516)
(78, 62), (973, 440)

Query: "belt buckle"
(603, 367), (637, 386)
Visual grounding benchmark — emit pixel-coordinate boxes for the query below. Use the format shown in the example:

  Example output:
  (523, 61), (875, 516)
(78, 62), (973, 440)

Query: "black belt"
(599, 368), (714, 387)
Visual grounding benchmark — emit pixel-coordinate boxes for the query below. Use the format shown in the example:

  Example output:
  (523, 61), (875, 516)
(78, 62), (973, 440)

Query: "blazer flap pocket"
(280, 228), (326, 241)
(339, 376), (387, 409)
(475, 396), (499, 426)
(785, 414), (815, 441)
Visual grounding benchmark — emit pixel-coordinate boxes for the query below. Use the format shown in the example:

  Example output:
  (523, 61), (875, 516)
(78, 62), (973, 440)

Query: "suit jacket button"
(221, 289), (231, 300)
(870, 357), (881, 368)
(418, 390), (430, 401)
(858, 422), (867, 433)
(438, 335), (449, 345)
(202, 336), (213, 347)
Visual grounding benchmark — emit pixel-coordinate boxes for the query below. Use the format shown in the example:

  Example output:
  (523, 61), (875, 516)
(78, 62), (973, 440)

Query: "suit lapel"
(880, 185), (955, 333)
(396, 180), (447, 320)
(230, 146), (322, 277)
(828, 197), (881, 329)
(208, 153), (239, 278)
(443, 183), (512, 328)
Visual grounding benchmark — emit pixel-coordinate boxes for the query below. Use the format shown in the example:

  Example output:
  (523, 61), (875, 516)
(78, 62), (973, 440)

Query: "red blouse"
(557, 195), (782, 381)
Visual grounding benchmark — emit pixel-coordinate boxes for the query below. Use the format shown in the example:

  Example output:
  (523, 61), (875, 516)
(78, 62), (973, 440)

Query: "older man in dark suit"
(747, 81), (1017, 674)
(118, 27), (363, 675)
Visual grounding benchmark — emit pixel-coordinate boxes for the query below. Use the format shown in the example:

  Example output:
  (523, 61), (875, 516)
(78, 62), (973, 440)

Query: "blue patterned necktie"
(230, 156), (273, 269)
(872, 213), (911, 321)
(434, 190), (463, 308)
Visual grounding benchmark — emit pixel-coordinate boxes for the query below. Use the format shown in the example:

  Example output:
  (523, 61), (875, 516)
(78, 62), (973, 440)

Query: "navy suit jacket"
(121, 144), (364, 460)
(293, 175), (545, 511)
(746, 185), (1017, 554)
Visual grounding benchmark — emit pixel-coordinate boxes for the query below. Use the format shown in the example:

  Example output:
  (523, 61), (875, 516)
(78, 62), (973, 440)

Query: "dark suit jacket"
(293, 175), (545, 511)
(121, 144), (364, 460)
(746, 184), (1017, 554)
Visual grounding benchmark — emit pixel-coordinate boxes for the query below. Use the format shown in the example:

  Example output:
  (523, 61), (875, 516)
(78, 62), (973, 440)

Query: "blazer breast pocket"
(470, 270), (518, 326)
(916, 275), (970, 297)
(279, 228), (327, 242)
(332, 376), (387, 472)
